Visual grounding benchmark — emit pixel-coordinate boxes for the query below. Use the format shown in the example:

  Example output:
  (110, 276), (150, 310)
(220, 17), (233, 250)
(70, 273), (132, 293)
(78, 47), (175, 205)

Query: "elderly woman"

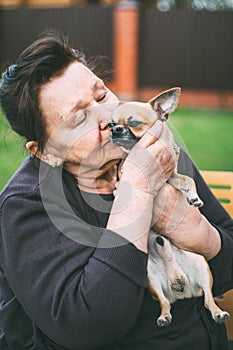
(0, 31), (232, 350)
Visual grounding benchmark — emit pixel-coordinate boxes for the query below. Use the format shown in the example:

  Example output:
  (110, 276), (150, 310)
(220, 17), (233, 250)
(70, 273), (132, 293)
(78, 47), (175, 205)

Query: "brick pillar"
(113, 0), (139, 100)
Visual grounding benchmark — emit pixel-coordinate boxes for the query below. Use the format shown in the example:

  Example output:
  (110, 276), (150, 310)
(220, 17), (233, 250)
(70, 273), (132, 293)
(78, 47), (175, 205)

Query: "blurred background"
(0, 0), (233, 190)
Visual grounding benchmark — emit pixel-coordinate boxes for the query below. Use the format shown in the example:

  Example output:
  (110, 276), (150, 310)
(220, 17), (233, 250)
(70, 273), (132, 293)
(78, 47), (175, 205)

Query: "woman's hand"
(151, 183), (221, 260)
(107, 121), (178, 253)
(120, 121), (177, 196)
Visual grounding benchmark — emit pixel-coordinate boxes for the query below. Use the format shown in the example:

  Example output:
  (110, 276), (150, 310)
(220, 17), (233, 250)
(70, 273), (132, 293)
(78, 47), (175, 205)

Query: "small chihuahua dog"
(109, 87), (203, 208)
(108, 87), (230, 327)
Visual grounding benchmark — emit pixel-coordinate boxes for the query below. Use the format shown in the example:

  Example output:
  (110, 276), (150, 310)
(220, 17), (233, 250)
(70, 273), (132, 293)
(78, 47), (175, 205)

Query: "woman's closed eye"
(94, 79), (109, 103)
(96, 91), (107, 103)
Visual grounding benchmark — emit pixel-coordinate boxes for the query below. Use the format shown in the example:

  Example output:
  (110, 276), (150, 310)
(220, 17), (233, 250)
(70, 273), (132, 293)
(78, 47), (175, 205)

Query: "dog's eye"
(108, 121), (116, 129)
(128, 120), (142, 127)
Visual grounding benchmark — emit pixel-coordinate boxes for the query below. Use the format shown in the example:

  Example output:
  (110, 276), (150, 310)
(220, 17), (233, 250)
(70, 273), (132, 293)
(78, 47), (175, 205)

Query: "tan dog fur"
(109, 88), (230, 327)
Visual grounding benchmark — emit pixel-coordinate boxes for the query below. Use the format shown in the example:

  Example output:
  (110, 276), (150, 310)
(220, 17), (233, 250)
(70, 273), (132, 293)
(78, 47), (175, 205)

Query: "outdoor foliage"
(142, 0), (233, 11)
(0, 115), (28, 191)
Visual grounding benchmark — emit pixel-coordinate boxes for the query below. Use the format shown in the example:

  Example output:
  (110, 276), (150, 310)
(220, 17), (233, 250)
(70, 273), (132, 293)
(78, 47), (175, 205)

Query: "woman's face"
(38, 61), (126, 173)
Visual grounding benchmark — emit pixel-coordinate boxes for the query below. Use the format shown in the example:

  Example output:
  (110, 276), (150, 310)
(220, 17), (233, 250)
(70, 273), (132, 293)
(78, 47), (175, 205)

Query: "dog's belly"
(148, 245), (207, 303)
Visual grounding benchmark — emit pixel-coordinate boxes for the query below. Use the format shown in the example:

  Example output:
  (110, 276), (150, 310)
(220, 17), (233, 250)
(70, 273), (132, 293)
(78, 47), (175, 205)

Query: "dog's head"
(109, 87), (181, 151)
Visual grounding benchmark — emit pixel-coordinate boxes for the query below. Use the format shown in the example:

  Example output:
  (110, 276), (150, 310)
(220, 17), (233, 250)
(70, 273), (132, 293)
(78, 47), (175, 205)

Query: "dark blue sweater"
(0, 153), (233, 350)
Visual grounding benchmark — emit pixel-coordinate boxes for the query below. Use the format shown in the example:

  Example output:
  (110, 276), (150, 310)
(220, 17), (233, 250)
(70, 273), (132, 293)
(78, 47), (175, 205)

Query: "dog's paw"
(187, 193), (204, 208)
(214, 311), (230, 324)
(157, 315), (172, 327)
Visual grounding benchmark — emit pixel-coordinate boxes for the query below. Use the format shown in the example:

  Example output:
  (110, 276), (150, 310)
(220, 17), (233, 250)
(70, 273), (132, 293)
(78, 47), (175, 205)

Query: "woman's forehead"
(42, 62), (97, 95)
(39, 62), (99, 116)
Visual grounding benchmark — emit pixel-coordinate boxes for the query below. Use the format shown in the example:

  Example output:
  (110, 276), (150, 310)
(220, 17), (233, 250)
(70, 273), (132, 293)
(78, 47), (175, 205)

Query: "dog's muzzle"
(109, 125), (138, 151)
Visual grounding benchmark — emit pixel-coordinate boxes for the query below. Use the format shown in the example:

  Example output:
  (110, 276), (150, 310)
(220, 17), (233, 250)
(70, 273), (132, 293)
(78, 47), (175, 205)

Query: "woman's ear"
(26, 141), (39, 157)
(26, 141), (63, 168)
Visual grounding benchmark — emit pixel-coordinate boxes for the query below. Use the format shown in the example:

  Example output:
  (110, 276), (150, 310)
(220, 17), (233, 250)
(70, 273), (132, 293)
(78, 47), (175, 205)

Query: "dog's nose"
(111, 126), (124, 135)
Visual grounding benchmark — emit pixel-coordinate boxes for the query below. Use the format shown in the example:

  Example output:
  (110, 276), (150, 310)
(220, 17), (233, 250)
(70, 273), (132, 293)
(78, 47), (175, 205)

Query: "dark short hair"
(0, 30), (87, 152)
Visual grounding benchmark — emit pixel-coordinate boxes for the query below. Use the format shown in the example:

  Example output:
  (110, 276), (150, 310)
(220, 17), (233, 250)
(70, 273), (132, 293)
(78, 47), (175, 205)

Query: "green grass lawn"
(0, 115), (29, 190)
(169, 108), (233, 172)
(0, 107), (233, 191)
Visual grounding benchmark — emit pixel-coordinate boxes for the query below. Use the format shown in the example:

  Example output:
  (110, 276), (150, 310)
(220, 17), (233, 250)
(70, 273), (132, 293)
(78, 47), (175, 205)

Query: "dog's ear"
(149, 87), (181, 121)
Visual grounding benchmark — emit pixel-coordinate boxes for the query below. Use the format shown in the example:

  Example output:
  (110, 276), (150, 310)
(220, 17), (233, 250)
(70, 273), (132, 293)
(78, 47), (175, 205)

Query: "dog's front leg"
(167, 171), (204, 208)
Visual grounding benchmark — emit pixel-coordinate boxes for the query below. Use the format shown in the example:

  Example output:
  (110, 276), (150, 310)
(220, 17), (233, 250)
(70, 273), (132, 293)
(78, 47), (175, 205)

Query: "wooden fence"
(0, 6), (113, 70)
(0, 5), (233, 109)
(138, 8), (233, 91)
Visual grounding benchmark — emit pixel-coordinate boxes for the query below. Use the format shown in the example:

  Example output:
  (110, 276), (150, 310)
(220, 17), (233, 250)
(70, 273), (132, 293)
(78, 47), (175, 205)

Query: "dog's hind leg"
(204, 291), (230, 324)
(167, 171), (204, 208)
(194, 258), (230, 324)
(148, 280), (172, 327)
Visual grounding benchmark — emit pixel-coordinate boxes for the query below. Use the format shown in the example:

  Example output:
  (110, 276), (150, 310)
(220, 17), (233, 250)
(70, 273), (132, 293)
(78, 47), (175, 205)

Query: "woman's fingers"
(122, 120), (178, 196)
(138, 120), (177, 162)
(138, 120), (164, 147)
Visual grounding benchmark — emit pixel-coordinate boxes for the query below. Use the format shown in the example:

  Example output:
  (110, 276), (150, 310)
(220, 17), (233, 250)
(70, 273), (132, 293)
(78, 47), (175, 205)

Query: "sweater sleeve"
(0, 192), (148, 350)
(178, 149), (233, 296)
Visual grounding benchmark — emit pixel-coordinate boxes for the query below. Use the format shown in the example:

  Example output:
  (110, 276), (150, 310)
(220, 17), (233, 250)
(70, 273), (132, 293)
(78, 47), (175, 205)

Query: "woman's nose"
(90, 103), (118, 129)
(99, 108), (112, 130)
